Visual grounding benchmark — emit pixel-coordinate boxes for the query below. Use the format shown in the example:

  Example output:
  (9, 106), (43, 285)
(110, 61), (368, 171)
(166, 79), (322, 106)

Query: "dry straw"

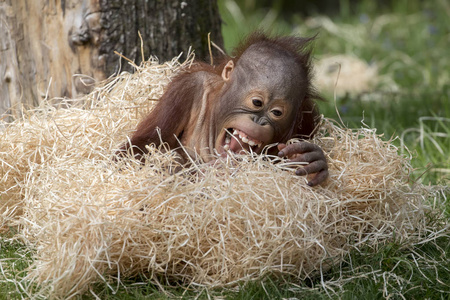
(0, 55), (439, 299)
(314, 54), (378, 96)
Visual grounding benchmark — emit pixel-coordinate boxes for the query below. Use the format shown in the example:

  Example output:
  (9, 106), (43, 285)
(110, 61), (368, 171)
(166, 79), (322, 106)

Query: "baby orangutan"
(120, 33), (328, 186)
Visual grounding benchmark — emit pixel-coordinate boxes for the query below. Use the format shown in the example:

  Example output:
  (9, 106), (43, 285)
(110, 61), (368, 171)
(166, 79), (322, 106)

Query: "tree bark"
(0, 0), (223, 119)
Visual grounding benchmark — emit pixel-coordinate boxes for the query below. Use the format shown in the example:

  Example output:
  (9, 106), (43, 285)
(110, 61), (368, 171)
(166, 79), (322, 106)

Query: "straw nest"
(0, 56), (431, 299)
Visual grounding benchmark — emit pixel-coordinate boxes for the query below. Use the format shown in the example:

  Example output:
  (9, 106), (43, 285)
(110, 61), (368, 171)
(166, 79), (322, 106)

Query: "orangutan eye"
(252, 98), (263, 107)
(272, 109), (283, 117)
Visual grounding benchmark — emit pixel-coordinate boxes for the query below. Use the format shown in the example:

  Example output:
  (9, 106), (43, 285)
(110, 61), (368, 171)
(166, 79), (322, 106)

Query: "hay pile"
(0, 57), (430, 299)
(314, 54), (378, 96)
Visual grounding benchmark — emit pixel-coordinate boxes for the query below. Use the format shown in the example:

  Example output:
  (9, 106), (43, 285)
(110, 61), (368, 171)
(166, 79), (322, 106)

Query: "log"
(0, 0), (223, 119)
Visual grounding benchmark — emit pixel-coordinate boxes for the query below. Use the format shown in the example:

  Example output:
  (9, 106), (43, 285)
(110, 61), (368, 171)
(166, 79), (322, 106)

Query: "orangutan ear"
(221, 60), (234, 82)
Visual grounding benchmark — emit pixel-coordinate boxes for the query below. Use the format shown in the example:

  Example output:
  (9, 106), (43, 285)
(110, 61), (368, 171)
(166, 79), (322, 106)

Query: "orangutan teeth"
(226, 128), (262, 149)
(224, 135), (231, 151)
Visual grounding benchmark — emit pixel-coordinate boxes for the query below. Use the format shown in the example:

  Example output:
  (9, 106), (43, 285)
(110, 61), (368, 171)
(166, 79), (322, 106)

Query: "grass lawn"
(1, 0), (449, 298)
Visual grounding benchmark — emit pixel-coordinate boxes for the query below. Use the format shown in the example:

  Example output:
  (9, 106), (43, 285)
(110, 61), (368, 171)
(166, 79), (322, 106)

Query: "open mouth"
(222, 128), (263, 153)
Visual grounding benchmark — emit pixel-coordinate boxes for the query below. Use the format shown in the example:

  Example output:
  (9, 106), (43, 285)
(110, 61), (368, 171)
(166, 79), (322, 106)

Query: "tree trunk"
(0, 0), (223, 120)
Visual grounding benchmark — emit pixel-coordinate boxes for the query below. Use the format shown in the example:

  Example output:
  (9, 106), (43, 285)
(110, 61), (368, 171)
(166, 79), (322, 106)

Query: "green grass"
(3, 235), (448, 299)
(318, 93), (450, 185)
(0, 231), (32, 299)
(336, 236), (450, 299)
(1, 0), (449, 298)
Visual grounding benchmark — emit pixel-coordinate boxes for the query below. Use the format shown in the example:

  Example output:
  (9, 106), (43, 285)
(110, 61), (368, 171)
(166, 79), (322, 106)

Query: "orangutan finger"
(278, 142), (319, 157)
(295, 160), (328, 176)
(288, 151), (325, 164)
(307, 169), (329, 186)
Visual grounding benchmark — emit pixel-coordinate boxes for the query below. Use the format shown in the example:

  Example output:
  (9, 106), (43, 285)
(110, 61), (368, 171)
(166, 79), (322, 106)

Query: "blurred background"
(218, 0), (449, 185)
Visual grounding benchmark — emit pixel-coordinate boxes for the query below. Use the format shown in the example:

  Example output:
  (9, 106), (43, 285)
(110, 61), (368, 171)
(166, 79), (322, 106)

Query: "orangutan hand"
(277, 142), (328, 186)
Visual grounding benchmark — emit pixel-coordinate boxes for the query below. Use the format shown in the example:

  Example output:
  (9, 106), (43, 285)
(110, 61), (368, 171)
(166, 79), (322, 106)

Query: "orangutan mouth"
(223, 128), (262, 152)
